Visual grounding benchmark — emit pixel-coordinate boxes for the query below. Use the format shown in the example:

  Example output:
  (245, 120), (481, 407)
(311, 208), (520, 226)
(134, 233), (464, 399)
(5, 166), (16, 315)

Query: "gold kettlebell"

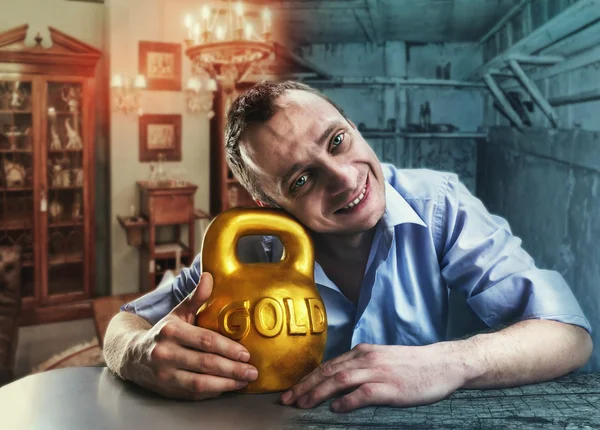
(195, 207), (327, 393)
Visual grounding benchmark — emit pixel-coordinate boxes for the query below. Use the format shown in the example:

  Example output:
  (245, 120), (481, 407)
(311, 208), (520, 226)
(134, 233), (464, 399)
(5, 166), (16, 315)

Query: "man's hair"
(224, 80), (346, 205)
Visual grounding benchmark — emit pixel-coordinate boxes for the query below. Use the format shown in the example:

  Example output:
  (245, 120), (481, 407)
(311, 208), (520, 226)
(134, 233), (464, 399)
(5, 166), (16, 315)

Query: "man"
(104, 81), (592, 412)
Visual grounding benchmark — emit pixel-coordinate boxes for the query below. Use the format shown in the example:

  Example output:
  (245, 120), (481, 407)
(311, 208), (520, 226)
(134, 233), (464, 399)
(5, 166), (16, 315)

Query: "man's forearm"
(447, 319), (592, 390)
(103, 311), (152, 380)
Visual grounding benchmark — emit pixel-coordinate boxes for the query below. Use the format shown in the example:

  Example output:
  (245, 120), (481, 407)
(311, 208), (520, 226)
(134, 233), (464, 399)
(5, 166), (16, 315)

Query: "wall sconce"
(185, 75), (217, 118)
(110, 74), (146, 115)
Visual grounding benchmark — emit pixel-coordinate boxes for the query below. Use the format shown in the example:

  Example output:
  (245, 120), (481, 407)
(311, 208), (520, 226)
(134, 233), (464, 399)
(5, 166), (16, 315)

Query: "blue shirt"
(122, 164), (591, 361)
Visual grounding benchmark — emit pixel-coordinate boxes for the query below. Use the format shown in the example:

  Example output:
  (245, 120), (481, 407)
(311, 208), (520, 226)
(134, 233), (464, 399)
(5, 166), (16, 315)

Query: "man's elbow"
(569, 325), (593, 370)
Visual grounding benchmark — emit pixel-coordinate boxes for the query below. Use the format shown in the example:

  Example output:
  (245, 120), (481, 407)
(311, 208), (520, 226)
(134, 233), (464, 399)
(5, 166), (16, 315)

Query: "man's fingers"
(331, 383), (392, 412)
(163, 347), (258, 382)
(168, 322), (251, 362)
(173, 369), (249, 395)
(281, 356), (360, 405)
(295, 368), (378, 409)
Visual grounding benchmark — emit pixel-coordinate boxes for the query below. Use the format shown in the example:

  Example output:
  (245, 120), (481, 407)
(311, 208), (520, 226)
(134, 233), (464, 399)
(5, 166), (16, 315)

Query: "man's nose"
(325, 163), (357, 196)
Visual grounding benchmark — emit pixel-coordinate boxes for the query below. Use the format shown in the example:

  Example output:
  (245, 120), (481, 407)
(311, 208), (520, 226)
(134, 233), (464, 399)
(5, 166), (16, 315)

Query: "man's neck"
(311, 227), (376, 264)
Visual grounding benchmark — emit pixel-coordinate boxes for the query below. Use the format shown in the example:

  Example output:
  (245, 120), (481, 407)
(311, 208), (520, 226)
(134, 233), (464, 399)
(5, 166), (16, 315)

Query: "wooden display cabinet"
(0, 25), (101, 325)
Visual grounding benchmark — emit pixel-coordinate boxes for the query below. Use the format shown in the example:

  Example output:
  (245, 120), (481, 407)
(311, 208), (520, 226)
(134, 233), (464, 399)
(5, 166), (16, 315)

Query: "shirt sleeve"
(119, 235), (276, 325)
(437, 174), (591, 334)
(120, 252), (201, 325)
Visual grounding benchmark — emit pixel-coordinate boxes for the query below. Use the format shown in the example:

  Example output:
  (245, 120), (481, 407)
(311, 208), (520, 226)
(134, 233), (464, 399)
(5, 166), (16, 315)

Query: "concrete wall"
(475, 2), (600, 370)
(297, 42), (485, 192)
(476, 127), (600, 371)
(0, 0), (110, 296)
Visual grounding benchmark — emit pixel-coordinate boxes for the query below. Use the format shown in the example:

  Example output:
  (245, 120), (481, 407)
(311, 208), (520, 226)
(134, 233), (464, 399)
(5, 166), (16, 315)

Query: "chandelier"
(183, 1), (274, 115)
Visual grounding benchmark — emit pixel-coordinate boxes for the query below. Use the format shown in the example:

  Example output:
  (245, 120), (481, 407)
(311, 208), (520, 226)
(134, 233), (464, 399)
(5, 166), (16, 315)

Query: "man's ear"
(255, 199), (270, 208)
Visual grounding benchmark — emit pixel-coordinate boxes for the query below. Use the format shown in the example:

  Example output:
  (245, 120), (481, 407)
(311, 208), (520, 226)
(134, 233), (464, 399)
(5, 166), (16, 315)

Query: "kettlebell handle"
(202, 208), (314, 279)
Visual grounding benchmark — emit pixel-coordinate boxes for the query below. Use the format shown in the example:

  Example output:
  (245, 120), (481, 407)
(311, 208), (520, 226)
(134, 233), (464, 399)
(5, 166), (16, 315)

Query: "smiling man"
(104, 80), (592, 412)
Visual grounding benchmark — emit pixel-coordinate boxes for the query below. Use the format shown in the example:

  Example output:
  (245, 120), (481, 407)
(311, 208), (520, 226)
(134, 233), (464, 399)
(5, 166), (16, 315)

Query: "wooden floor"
(14, 318), (97, 379)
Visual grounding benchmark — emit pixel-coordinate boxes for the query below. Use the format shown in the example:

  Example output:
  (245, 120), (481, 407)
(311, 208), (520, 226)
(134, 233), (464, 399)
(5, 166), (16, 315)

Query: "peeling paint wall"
(477, 127), (600, 371)
(297, 42), (485, 192)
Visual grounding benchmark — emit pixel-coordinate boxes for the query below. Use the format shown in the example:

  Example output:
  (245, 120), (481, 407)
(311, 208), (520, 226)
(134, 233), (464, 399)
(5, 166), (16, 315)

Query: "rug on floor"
(32, 338), (105, 373)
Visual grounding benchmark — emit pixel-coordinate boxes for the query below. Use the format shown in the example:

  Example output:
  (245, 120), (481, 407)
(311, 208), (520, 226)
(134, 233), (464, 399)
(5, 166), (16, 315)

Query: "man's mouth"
(341, 185), (367, 210)
(335, 175), (370, 214)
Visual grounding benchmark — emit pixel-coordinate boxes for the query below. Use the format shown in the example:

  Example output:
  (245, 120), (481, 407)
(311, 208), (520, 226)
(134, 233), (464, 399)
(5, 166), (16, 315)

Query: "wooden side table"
(138, 181), (197, 292)
(117, 182), (212, 292)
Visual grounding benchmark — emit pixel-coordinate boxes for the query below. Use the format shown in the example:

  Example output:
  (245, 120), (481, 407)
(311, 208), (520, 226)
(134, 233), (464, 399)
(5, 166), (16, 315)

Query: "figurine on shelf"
(62, 86), (80, 142)
(50, 162), (62, 187)
(49, 200), (63, 221)
(72, 167), (83, 186)
(65, 118), (82, 150)
(2, 159), (26, 188)
(9, 82), (24, 110)
(50, 123), (62, 150)
(49, 109), (62, 150)
(5, 125), (19, 150)
(62, 86), (80, 113)
(72, 193), (82, 221)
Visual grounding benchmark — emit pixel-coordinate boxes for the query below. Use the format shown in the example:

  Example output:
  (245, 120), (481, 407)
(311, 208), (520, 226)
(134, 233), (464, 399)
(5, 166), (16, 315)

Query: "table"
(0, 367), (598, 430)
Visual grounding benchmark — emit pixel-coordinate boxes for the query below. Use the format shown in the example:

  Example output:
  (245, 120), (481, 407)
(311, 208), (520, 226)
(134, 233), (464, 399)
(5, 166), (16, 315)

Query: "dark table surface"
(1, 367), (599, 429)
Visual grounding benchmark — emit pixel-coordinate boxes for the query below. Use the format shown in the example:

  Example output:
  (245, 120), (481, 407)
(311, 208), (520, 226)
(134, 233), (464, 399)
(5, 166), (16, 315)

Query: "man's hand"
(280, 343), (465, 412)
(127, 272), (259, 400)
(279, 320), (592, 413)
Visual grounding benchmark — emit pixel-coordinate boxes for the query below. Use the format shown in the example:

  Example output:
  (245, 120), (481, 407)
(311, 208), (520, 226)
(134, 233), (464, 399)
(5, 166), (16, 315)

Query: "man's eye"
(331, 132), (344, 148)
(292, 174), (308, 191)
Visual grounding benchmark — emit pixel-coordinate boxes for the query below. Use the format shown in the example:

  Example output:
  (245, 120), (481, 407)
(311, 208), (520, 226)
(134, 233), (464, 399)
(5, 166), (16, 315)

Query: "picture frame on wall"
(139, 41), (182, 91)
(139, 114), (182, 162)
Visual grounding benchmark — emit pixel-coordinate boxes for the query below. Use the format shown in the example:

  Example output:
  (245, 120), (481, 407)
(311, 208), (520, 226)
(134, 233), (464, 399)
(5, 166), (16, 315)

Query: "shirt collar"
(382, 181), (427, 228)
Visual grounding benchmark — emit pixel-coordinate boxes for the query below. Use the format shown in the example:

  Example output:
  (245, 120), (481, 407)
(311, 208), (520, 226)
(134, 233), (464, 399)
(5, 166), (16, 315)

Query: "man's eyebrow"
(279, 122), (341, 193)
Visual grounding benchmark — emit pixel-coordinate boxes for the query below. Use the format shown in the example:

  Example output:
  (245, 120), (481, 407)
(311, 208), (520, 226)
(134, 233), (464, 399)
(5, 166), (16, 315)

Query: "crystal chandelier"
(183, 1), (274, 115)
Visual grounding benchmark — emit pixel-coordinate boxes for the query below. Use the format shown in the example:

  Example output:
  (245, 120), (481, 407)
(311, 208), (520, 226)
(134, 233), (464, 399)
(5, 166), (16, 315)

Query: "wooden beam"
(479, 0), (532, 45)
(507, 54), (565, 64)
(540, 19), (600, 56)
(365, 0), (384, 45)
(483, 73), (524, 129)
(503, 42), (600, 89)
(489, 68), (517, 78)
(507, 59), (558, 127)
(352, 7), (375, 44)
(302, 76), (486, 89)
(549, 88), (600, 106)
(458, 0), (600, 80)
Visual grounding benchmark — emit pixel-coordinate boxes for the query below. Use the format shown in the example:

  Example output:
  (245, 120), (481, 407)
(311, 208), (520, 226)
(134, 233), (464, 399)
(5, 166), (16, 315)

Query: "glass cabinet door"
(0, 79), (35, 299)
(45, 81), (85, 297)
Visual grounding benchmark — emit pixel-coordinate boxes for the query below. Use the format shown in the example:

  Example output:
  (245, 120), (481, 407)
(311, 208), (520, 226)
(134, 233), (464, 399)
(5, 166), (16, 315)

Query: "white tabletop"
(0, 367), (302, 430)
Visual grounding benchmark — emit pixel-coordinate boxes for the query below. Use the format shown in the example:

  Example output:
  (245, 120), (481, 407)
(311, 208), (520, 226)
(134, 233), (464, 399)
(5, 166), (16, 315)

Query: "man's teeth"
(343, 187), (367, 209)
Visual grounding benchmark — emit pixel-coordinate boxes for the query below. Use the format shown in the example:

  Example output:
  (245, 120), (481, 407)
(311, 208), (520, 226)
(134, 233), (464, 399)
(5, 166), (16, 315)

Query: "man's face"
(240, 90), (386, 235)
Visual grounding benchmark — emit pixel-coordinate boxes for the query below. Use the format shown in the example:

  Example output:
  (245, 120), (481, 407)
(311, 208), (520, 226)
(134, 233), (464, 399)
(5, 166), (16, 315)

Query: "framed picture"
(139, 41), (182, 91)
(139, 114), (182, 162)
